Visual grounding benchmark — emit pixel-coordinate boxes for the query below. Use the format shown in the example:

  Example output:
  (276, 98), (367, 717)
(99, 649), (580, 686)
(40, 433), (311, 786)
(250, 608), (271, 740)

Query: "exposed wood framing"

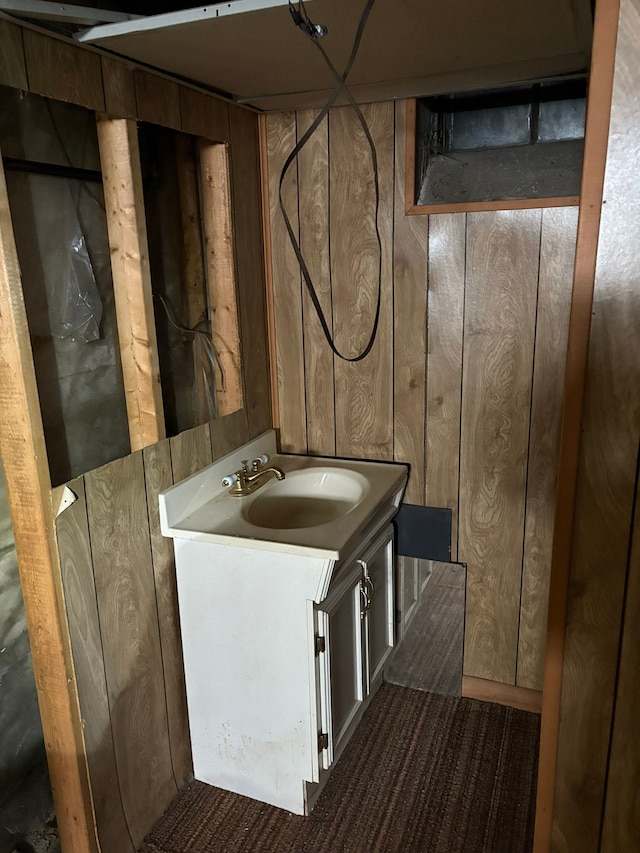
(199, 139), (244, 416)
(96, 115), (165, 451)
(533, 0), (620, 848)
(0, 148), (98, 853)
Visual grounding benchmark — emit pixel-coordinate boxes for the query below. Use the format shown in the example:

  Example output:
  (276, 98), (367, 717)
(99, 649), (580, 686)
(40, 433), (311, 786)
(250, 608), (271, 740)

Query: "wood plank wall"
(0, 19), (271, 852)
(551, 0), (640, 848)
(265, 101), (578, 691)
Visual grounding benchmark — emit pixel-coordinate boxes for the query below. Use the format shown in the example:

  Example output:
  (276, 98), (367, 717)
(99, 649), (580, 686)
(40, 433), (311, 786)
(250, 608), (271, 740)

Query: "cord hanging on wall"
(280, 0), (381, 363)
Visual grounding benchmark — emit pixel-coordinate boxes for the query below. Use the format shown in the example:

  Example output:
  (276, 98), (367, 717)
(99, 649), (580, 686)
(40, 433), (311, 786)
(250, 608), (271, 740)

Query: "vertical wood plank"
(460, 209), (541, 684)
(297, 109), (336, 457)
(393, 101), (428, 503)
(229, 106), (272, 438)
(85, 453), (175, 848)
(57, 478), (135, 853)
(101, 55), (137, 119)
(0, 147), (99, 853)
(142, 440), (192, 787)
(331, 102), (394, 461)
(517, 207), (578, 691)
(210, 410), (250, 460)
(134, 69), (181, 129)
(265, 111), (307, 452)
(601, 455), (640, 851)
(181, 88), (230, 141)
(425, 213), (466, 558)
(23, 29), (104, 111)
(551, 0), (640, 844)
(0, 19), (27, 90)
(170, 422), (213, 483)
(199, 140), (244, 416)
(97, 116), (165, 451)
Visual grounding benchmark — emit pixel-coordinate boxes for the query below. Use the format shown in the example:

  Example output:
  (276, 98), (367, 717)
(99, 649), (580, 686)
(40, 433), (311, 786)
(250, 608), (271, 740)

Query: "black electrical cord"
(280, 0), (380, 362)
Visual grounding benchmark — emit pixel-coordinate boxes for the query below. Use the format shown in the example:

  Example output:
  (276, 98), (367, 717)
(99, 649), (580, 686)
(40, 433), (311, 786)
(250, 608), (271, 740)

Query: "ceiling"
(74, 0), (593, 111)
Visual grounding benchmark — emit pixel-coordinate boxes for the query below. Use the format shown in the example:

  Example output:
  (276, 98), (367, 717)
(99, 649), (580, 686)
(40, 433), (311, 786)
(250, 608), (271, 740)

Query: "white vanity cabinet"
(315, 526), (394, 772)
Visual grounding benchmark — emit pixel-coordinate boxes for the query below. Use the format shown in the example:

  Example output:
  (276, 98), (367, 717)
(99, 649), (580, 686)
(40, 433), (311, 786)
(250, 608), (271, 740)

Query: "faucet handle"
(240, 459), (249, 474)
(251, 454), (269, 472)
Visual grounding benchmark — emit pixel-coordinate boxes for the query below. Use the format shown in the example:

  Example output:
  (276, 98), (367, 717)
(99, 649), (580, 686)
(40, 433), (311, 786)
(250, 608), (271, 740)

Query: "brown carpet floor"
(387, 562), (465, 696)
(139, 684), (540, 853)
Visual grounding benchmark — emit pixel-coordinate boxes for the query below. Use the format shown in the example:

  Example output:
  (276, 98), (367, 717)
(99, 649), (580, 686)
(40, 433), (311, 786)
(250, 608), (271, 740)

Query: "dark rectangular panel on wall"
(460, 209), (541, 685)
(394, 504), (452, 562)
(393, 100), (428, 505)
(331, 102), (394, 461)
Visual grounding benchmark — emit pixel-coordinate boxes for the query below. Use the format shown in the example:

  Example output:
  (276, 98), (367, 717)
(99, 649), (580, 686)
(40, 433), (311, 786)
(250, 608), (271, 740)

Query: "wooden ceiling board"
(78, 0), (591, 108)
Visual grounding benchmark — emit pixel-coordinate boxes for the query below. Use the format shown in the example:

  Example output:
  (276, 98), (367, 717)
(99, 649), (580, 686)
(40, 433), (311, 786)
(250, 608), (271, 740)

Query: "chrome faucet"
(225, 457), (285, 497)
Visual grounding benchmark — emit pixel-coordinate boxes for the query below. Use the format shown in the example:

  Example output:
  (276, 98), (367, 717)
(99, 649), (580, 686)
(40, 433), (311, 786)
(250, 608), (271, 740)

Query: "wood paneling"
(0, 147), (98, 853)
(57, 478), (135, 853)
(85, 453), (175, 848)
(460, 210), (541, 684)
(229, 106), (272, 439)
(142, 440), (192, 787)
(134, 69), (181, 129)
(97, 116), (165, 451)
(181, 87), (229, 141)
(517, 207), (578, 690)
(297, 109), (335, 457)
(425, 213), (466, 555)
(170, 422), (213, 482)
(551, 0), (640, 847)
(101, 55), (137, 118)
(23, 29), (104, 111)
(0, 19), (27, 90)
(265, 111), (307, 452)
(393, 100), (428, 503)
(210, 408), (250, 459)
(331, 102), (394, 461)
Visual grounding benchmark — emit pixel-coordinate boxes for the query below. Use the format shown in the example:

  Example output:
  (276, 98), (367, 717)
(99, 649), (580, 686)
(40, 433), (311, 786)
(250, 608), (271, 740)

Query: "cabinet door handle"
(365, 574), (375, 606)
(359, 582), (368, 620)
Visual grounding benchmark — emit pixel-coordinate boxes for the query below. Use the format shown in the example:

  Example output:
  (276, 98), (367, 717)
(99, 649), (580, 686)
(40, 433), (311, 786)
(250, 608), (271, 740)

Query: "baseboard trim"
(462, 676), (542, 714)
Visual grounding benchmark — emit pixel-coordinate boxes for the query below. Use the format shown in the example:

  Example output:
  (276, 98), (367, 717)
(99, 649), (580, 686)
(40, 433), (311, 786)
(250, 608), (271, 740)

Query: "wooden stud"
(175, 133), (208, 332)
(533, 0), (621, 848)
(0, 148), (98, 853)
(96, 116), (165, 452)
(393, 100), (428, 504)
(198, 139), (244, 416)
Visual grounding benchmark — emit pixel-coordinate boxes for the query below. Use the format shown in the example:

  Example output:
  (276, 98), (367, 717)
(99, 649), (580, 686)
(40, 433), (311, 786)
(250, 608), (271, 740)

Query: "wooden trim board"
(533, 0), (621, 849)
(462, 676), (542, 714)
(0, 147), (99, 853)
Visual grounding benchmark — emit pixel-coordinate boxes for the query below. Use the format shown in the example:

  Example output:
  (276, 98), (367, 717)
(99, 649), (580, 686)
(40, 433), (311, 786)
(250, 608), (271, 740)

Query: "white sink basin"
(159, 430), (407, 560)
(242, 468), (369, 529)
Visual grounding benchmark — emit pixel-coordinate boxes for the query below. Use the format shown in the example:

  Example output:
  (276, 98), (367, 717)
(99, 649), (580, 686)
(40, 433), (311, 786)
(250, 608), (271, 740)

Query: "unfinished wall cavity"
(0, 85), (130, 486)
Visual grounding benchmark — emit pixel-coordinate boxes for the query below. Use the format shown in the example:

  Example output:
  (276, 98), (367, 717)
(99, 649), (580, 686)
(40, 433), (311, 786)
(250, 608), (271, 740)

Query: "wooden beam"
(96, 116), (165, 451)
(533, 0), (620, 849)
(0, 147), (98, 853)
(198, 139), (244, 416)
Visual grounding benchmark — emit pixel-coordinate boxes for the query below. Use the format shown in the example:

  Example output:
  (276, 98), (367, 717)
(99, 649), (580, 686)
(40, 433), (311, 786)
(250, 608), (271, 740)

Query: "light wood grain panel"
(23, 29), (104, 111)
(229, 106), (272, 438)
(181, 87), (229, 141)
(0, 19), (27, 90)
(0, 145), (98, 853)
(460, 209), (541, 684)
(134, 69), (181, 129)
(601, 452), (640, 851)
(297, 109), (336, 457)
(142, 440), (192, 787)
(57, 478), (135, 853)
(425, 214), (466, 559)
(210, 410), (250, 460)
(85, 453), (175, 848)
(97, 116), (165, 451)
(517, 207), (578, 691)
(265, 111), (307, 452)
(170, 422), (213, 483)
(552, 0), (640, 845)
(101, 55), (137, 119)
(331, 102), (394, 461)
(199, 140), (244, 415)
(393, 100), (428, 503)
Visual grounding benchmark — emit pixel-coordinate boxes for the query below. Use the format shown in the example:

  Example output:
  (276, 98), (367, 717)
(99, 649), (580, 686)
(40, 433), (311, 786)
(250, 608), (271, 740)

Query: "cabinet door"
(361, 530), (395, 691)
(317, 567), (365, 769)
